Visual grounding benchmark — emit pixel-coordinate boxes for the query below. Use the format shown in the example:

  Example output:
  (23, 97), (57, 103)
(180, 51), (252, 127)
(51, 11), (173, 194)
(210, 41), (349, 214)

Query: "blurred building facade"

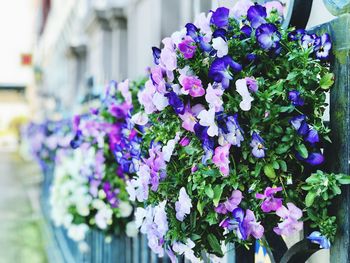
(32, 0), (334, 120)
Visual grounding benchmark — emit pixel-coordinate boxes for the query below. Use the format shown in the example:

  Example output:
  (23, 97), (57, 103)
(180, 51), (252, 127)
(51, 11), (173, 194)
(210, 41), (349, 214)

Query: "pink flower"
(212, 144), (231, 176)
(179, 137), (190, 146)
(256, 186), (283, 212)
(178, 36), (197, 59)
(180, 75), (205, 97)
(273, 203), (303, 236)
(205, 83), (224, 112)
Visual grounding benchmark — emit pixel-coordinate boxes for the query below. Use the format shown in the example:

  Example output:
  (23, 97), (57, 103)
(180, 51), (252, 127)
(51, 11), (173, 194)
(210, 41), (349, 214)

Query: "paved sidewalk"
(0, 151), (47, 263)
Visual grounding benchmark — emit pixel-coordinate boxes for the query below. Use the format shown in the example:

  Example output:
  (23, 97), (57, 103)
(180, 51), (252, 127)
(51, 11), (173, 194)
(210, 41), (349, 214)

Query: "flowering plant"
(127, 1), (350, 261)
(24, 120), (73, 169)
(50, 79), (144, 245)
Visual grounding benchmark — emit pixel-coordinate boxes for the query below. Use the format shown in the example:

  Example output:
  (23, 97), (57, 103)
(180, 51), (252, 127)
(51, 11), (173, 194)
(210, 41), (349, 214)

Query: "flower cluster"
(126, 1), (347, 261)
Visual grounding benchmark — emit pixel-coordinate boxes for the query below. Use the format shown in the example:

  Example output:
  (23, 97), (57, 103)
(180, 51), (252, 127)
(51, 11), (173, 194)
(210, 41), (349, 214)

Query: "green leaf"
(264, 164), (276, 179)
(320, 73), (334, 90)
(338, 175), (350, 185)
(213, 185), (223, 207)
(205, 185), (214, 199)
(272, 161), (280, 170)
(331, 184), (341, 195)
(197, 200), (205, 216)
(296, 144), (308, 159)
(276, 144), (290, 154)
(278, 160), (287, 172)
(207, 233), (224, 257)
(305, 191), (317, 207)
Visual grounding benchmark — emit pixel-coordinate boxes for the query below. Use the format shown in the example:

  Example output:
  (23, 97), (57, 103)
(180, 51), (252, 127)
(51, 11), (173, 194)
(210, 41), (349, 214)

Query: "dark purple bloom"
(307, 231), (331, 249)
(288, 90), (304, 106)
(103, 181), (120, 208)
(247, 4), (267, 28)
(70, 130), (83, 149)
(213, 28), (227, 39)
(194, 123), (214, 164)
(305, 127), (319, 144)
(211, 7), (230, 28)
(165, 91), (185, 115)
(241, 25), (252, 39)
(290, 115), (309, 136)
(178, 36), (196, 59)
(179, 137), (190, 147)
(208, 55), (242, 89)
(72, 115), (80, 131)
(185, 23), (212, 52)
(152, 47), (161, 65)
(250, 132), (266, 158)
(288, 29), (306, 41)
(305, 152), (324, 166)
(315, 33), (332, 60)
(255, 23), (281, 51)
(245, 53), (257, 63)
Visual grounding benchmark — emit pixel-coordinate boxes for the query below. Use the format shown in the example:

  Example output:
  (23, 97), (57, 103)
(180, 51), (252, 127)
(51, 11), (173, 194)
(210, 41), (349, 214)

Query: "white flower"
(162, 133), (181, 162)
(78, 241), (90, 253)
(197, 108), (218, 137)
(152, 92), (169, 111)
(119, 201), (133, 218)
(131, 111), (149, 125)
(236, 79), (254, 111)
(126, 221), (139, 237)
(95, 206), (113, 230)
(67, 224), (89, 242)
(173, 239), (201, 263)
(171, 28), (187, 45)
(175, 187), (192, 221)
(118, 79), (132, 103)
(212, 37), (228, 58)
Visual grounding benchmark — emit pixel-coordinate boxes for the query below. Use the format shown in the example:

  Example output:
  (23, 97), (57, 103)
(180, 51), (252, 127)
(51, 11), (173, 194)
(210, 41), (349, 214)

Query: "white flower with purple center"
(250, 132), (266, 158)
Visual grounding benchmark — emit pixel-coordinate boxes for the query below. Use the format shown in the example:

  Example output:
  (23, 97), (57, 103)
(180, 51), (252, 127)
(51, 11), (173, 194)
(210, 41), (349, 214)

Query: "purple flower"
(185, 23), (212, 52)
(179, 75), (205, 97)
(220, 208), (264, 240)
(288, 29), (306, 41)
(305, 127), (319, 144)
(274, 203), (303, 236)
(150, 66), (166, 93)
(205, 83), (224, 111)
(179, 105), (197, 132)
(256, 186), (283, 212)
(178, 36), (197, 59)
(179, 137), (190, 147)
(245, 77), (258, 92)
(152, 46), (161, 65)
(315, 33), (332, 60)
(250, 132), (266, 158)
(241, 25), (252, 39)
(165, 91), (185, 114)
(218, 114), (244, 147)
(108, 102), (131, 119)
(209, 55), (242, 89)
(301, 34), (319, 50)
(213, 144), (231, 176)
(247, 4), (267, 28)
(305, 152), (324, 166)
(194, 123), (214, 164)
(307, 231), (331, 249)
(288, 90), (304, 106)
(175, 187), (192, 221)
(215, 190), (242, 214)
(255, 23), (281, 51)
(210, 7), (230, 28)
(290, 115), (309, 136)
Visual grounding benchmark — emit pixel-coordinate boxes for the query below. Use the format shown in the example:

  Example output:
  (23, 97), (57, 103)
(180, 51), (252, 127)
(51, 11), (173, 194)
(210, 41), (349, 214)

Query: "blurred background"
(0, 0), (335, 262)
